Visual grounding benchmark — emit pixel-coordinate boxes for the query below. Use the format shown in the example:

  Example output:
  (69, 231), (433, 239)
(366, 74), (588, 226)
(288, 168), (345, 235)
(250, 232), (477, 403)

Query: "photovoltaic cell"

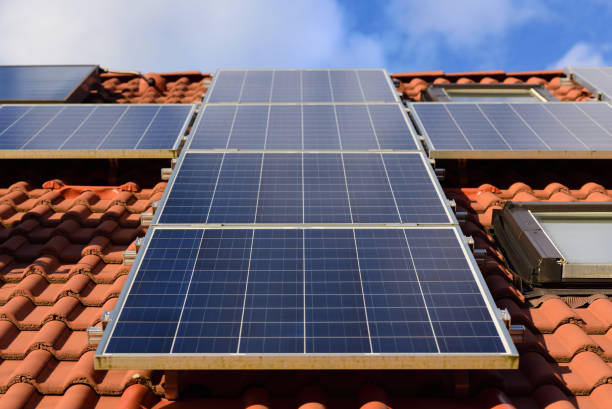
(0, 104), (193, 155)
(104, 227), (507, 358)
(188, 103), (416, 151)
(412, 102), (612, 157)
(205, 69), (397, 103)
(0, 65), (97, 102)
(156, 153), (450, 225)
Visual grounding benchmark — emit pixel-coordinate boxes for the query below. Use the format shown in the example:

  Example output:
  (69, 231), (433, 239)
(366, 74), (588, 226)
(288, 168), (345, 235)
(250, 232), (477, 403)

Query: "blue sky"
(0, 0), (610, 73)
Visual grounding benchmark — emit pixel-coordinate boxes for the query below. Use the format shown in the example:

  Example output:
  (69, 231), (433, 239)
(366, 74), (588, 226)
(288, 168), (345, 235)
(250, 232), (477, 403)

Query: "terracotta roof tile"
(85, 71), (210, 104)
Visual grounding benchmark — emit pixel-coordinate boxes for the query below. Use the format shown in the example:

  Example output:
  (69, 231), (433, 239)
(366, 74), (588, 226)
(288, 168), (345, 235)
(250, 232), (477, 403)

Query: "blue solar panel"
(0, 65), (97, 102)
(330, 70), (363, 102)
(228, 105), (267, 149)
(266, 105), (302, 149)
(358, 70), (398, 103)
(342, 154), (399, 223)
(383, 154), (450, 223)
(413, 102), (612, 157)
(256, 154), (303, 223)
(271, 70), (301, 103)
(189, 105), (236, 149)
(302, 70), (333, 103)
(241, 71), (273, 103)
(303, 154), (351, 223)
(206, 70), (246, 103)
(0, 104), (192, 155)
(368, 104), (419, 150)
(157, 153), (223, 224)
(104, 227), (507, 358)
(205, 69), (396, 103)
(157, 153), (449, 225)
(336, 105), (378, 149)
(302, 105), (340, 150)
(0, 105), (63, 149)
(207, 153), (262, 224)
(188, 103), (416, 151)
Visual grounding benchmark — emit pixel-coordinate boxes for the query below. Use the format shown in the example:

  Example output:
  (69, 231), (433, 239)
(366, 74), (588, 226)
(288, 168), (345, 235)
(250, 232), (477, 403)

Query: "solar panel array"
(0, 65), (98, 102)
(205, 69), (398, 104)
(0, 104), (194, 158)
(96, 68), (516, 370)
(411, 102), (612, 158)
(567, 66), (612, 101)
(188, 103), (418, 150)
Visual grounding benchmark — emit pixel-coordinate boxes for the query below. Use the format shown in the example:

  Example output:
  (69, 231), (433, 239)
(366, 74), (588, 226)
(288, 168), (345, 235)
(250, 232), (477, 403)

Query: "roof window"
(425, 83), (555, 102)
(493, 202), (612, 286)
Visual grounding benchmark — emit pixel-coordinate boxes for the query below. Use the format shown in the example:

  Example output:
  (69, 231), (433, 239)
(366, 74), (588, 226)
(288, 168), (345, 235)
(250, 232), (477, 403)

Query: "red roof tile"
(85, 71), (210, 104)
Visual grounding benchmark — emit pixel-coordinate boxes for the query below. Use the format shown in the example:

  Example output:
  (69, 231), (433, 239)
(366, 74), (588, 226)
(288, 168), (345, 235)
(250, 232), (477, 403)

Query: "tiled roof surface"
(1, 69), (610, 409)
(392, 69), (593, 102)
(444, 182), (612, 409)
(85, 71), (211, 104)
(0, 181), (165, 408)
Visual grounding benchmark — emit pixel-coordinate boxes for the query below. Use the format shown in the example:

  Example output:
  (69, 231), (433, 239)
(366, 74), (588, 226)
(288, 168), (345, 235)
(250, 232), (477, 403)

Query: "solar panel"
(412, 102), (612, 158)
(0, 104), (194, 158)
(0, 65), (98, 102)
(96, 226), (515, 369)
(155, 152), (451, 225)
(188, 103), (419, 151)
(205, 69), (398, 104)
(566, 66), (612, 101)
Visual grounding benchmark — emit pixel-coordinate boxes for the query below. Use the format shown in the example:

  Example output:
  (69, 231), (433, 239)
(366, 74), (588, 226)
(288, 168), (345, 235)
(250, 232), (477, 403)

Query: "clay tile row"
(0, 350), (158, 396)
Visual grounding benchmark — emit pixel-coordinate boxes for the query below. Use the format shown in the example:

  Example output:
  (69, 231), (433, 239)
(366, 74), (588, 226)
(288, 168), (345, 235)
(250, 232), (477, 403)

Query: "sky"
(0, 0), (610, 73)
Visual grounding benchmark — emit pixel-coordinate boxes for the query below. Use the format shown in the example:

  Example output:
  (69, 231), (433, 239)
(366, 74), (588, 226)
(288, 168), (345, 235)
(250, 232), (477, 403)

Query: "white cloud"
(549, 42), (610, 69)
(0, 0), (386, 72)
(387, 0), (544, 49)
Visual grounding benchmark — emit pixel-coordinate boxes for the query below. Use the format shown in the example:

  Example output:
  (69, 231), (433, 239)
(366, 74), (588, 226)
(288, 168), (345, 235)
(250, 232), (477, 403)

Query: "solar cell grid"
(413, 102), (612, 158)
(0, 65), (97, 102)
(156, 152), (450, 225)
(205, 69), (397, 103)
(0, 104), (193, 157)
(188, 103), (418, 151)
(103, 227), (508, 361)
